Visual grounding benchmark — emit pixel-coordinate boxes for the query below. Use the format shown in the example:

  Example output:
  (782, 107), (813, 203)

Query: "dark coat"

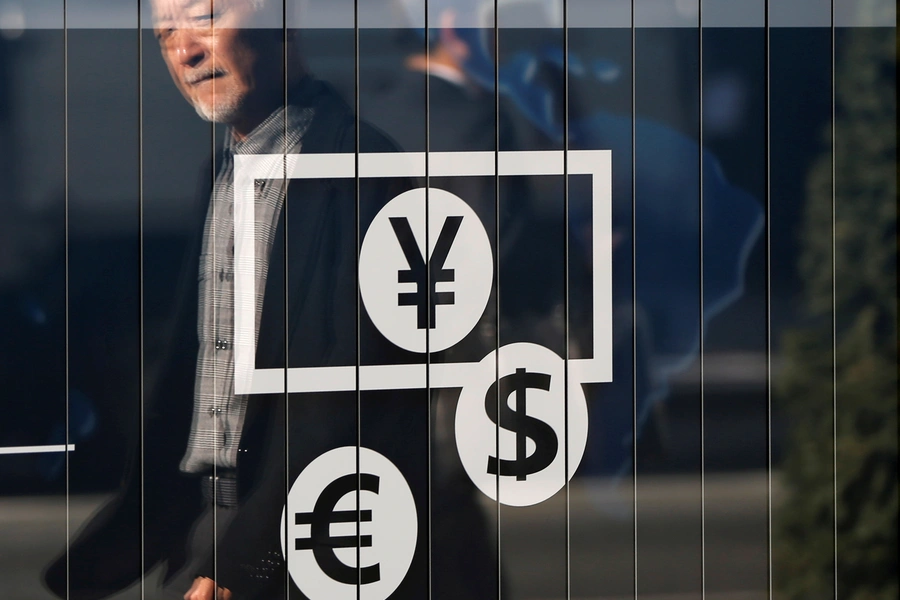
(45, 79), (407, 599)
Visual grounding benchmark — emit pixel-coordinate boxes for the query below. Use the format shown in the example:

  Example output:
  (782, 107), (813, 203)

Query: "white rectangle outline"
(234, 150), (612, 395)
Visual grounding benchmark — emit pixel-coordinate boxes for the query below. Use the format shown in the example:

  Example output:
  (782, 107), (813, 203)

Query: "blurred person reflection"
(373, 0), (764, 480)
(364, 0), (564, 342)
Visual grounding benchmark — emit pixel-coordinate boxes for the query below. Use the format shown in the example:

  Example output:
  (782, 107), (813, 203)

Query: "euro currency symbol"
(294, 473), (381, 585)
(485, 368), (559, 481)
(389, 215), (463, 329)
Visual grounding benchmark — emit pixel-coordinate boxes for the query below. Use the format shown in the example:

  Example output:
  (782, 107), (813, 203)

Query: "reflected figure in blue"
(392, 0), (763, 478)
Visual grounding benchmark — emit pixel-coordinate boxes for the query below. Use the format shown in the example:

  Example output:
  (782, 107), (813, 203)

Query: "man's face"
(153, 0), (281, 125)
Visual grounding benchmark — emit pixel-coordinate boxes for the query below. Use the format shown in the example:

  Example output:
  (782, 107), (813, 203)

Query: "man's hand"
(184, 576), (232, 600)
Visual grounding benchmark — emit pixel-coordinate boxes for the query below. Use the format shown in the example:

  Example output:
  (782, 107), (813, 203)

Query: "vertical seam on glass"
(765, 2), (773, 598)
(494, 1), (501, 597)
(563, 1), (571, 599)
(631, 1), (637, 598)
(64, 2), (70, 598)
(699, 3), (706, 600)
(424, 2), (433, 599)
(831, 1), (838, 598)
(138, 1), (146, 597)
(354, 2), (361, 597)
(283, 2), (290, 597)
(211, 3), (219, 583)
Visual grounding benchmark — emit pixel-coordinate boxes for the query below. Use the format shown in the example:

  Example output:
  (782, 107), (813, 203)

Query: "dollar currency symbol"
(294, 473), (381, 585)
(485, 368), (558, 481)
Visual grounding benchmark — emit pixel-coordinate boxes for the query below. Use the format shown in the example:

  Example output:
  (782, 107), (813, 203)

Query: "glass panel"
(357, 4), (430, 597)
(700, 3), (769, 598)
(353, 2), (429, 598)
(423, 2), (501, 598)
(2, 1), (898, 598)
(358, 16), (425, 154)
(140, 0), (294, 597)
(768, 12), (837, 600)
(212, 2), (290, 598)
(55, 1), (143, 598)
(288, 4), (430, 600)
(139, 0), (219, 593)
(0, 2), (67, 598)
(566, 12), (636, 600)
(832, 19), (896, 600)
(633, 0), (702, 596)
(496, 4), (568, 599)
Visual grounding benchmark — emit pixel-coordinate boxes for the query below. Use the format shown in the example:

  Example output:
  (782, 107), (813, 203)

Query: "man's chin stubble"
(193, 98), (242, 124)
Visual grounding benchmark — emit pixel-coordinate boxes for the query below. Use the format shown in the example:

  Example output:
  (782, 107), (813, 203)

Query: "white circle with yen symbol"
(359, 187), (493, 354)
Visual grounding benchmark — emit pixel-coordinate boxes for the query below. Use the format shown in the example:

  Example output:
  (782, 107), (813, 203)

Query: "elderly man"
(46, 1), (405, 599)
(153, 0), (390, 596)
(46, 0), (506, 597)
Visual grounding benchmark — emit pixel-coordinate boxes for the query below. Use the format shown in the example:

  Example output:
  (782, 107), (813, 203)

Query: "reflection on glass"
(138, 4), (218, 600)
(0, 1), (894, 598)
(769, 23), (836, 600)
(495, 12), (569, 600)
(60, 0), (294, 598)
(425, 5), (501, 599)
(356, 7), (432, 600)
(0, 7), (67, 599)
(775, 24), (897, 600)
(42, 1), (144, 597)
(360, 3), (504, 598)
(633, 23), (703, 597)
(565, 24), (637, 600)
(700, 23), (769, 599)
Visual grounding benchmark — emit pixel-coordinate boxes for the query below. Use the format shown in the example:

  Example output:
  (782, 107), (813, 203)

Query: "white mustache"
(184, 67), (227, 86)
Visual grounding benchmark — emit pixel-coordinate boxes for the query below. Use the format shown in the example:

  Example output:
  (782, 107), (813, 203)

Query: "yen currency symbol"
(359, 187), (493, 354)
(294, 473), (381, 585)
(455, 343), (590, 507)
(390, 215), (463, 330)
(486, 368), (558, 481)
(282, 447), (417, 600)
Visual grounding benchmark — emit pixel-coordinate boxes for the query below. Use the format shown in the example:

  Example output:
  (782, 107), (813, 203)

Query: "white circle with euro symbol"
(455, 343), (589, 507)
(281, 446), (418, 600)
(359, 187), (493, 354)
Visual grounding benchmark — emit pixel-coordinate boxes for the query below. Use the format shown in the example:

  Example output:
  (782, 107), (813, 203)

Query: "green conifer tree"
(775, 26), (897, 600)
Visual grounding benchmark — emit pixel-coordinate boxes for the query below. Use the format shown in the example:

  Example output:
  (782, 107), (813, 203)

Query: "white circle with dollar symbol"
(455, 342), (589, 506)
(359, 187), (493, 354)
(281, 446), (418, 600)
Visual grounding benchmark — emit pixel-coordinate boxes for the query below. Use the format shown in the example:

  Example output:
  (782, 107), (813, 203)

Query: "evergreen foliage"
(775, 28), (897, 600)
